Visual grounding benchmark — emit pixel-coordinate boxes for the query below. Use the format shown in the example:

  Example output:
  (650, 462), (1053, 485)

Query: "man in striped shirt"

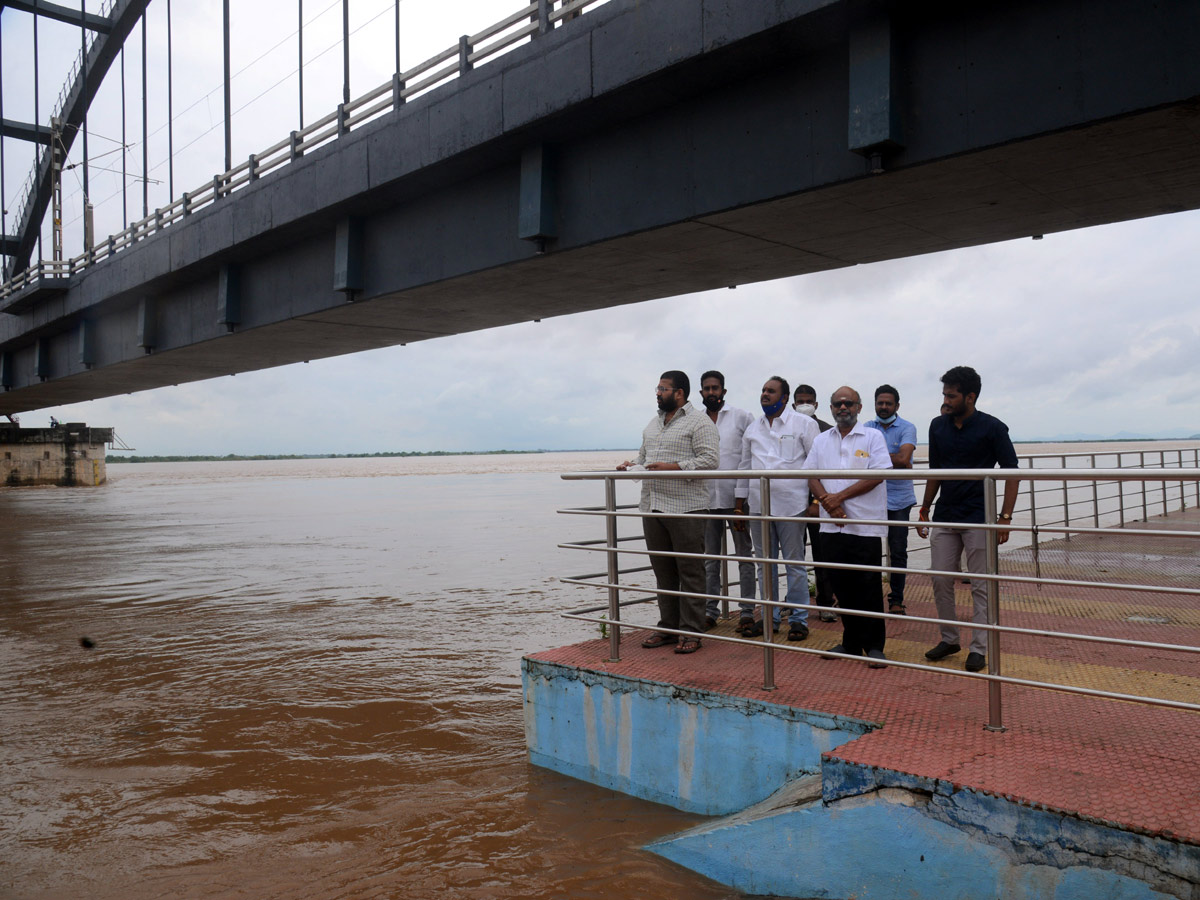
(618, 371), (719, 654)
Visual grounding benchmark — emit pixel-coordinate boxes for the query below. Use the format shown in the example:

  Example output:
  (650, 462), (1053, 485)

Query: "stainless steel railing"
(557, 463), (1200, 731)
(894, 445), (1200, 566)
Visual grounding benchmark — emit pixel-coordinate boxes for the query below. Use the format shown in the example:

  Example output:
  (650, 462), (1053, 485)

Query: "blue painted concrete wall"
(649, 785), (1195, 900)
(523, 656), (1198, 899)
(521, 658), (872, 816)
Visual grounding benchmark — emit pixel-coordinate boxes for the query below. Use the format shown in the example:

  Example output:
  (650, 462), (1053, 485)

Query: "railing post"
(536, 0), (551, 35)
(1026, 457), (1037, 554)
(1061, 455), (1070, 541)
(1161, 451), (1169, 518)
(760, 476), (775, 691)
(1090, 453), (1099, 528)
(983, 476), (1005, 732)
(604, 477), (621, 662)
(1179, 450), (1186, 511)
(1195, 450), (1199, 506)
(720, 526), (730, 619)
(459, 35), (473, 76)
(1117, 452), (1125, 527)
(1140, 451), (1148, 521)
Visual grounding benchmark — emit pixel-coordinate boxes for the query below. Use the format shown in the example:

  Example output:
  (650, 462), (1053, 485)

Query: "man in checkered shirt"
(618, 370), (719, 654)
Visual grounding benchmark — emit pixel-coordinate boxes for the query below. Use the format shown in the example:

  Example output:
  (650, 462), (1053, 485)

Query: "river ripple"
(0, 453), (737, 899)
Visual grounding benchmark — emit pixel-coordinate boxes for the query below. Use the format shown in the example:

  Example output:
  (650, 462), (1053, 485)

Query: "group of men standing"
(618, 365), (1017, 672)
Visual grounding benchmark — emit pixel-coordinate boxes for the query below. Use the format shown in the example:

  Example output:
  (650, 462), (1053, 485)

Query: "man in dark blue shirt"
(916, 366), (1020, 672)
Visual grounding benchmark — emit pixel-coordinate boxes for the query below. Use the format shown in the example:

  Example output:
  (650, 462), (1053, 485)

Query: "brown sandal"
(641, 633), (677, 649)
(674, 636), (702, 654)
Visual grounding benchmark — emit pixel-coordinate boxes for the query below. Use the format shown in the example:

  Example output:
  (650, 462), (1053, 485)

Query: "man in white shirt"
(734, 376), (820, 640)
(804, 385), (892, 667)
(699, 371), (756, 630)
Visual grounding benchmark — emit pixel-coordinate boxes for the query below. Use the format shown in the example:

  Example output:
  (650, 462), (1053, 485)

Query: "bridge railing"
(557, 460), (1200, 732)
(1, 0), (610, 302)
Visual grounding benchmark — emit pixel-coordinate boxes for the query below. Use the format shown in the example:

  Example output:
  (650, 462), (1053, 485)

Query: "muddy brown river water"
(0, 453), (739, 899)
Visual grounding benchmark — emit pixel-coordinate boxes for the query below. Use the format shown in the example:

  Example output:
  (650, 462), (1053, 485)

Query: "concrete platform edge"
(520, 657), (874, 816)
(649, 781), (1195, 900)
(521, 655), (1199, 899)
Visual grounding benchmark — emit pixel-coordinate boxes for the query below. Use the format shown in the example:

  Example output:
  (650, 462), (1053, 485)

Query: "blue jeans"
(746, 518), (808, 626)
(886, 505), (913, 604)
(703, 509), (756, 619)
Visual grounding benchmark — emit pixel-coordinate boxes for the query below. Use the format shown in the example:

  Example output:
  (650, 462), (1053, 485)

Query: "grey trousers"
(703, 509), (756, 618)
(930, 526), (990, 656)
(643, 513), (708, 634)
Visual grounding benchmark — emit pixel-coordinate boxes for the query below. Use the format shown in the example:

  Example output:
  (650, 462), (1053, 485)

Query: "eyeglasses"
(831, 400), (858, 408)
(655, 386), (677, 394)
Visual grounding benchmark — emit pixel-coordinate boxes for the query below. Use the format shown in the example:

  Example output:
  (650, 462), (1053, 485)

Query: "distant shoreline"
(105, 437), (1200, 464)
(106, 449), (629, 463)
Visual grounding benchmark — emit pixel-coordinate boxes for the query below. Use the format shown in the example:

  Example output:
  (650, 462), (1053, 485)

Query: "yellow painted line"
(704, 619), (1200, 705)
(905, 589), (1200, 628)
(883, 637), (1200, 705)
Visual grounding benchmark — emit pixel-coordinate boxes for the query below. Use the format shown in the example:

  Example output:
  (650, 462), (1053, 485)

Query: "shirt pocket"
(778, 433), (799, 464)
(850, 447), (871, 469)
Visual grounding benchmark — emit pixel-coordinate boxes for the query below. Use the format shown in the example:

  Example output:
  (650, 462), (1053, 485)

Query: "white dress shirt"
(706, 404), (755, 509)
(735, 406), (821, 516)
(803, 421), (891, 536)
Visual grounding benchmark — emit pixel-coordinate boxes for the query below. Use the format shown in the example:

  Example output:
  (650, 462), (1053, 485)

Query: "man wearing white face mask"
(794, 383), (836, 622)
(793, 385), (832, 432)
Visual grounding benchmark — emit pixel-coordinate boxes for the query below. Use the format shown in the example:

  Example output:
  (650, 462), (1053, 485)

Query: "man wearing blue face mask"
(733, 376), (821, 640)
(865, 384), (918, 615)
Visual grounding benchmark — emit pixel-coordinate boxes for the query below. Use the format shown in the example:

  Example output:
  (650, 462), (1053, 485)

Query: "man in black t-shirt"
(916, 366), (1019, 673)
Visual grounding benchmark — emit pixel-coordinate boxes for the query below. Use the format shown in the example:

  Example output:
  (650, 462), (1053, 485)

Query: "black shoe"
(746, 621), (778, 637)
(703, 616), (718, 632)
(735, 617), (754, 635)
(925, 641), (961, 661)
(866, 648), (887, 669)
(821, 643), (848, 660)
(788, 623), (809, 641)
(965, 652), (986, 672)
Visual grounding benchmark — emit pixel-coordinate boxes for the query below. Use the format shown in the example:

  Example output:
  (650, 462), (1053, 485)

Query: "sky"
(3, 1), (1199, 455)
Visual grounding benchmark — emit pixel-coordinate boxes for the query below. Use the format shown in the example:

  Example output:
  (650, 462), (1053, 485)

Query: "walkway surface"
(530, 508), (1200, 844)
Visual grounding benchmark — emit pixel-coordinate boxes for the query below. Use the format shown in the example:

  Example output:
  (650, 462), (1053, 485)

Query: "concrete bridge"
(2, 0), (1200, 413)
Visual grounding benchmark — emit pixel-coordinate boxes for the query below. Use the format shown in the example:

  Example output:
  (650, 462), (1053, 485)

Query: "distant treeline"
(107, 450), (549, 463)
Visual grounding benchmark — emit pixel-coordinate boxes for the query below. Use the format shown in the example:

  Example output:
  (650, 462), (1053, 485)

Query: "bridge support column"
(217, 264), (241, 333)
(848, 15), (904, 171)
(333, 217), (364, 298)
(137, 297), (155, 354)
(518, 144), (556, 252)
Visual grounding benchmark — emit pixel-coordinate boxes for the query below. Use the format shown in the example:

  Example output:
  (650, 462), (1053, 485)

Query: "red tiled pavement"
(530, 510), (1200, 844)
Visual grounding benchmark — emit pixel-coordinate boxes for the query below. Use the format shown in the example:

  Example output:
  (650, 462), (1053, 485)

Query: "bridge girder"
(2, 0), (152, 273)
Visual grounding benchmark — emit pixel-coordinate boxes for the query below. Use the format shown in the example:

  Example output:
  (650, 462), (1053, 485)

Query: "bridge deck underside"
(3, 0), (1200, 412)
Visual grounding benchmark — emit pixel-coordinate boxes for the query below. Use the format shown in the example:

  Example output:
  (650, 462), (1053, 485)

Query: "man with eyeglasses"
(803, 386), (892, 667)
(618, 371), (719, 655)
(916, 366), (1020, 673)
